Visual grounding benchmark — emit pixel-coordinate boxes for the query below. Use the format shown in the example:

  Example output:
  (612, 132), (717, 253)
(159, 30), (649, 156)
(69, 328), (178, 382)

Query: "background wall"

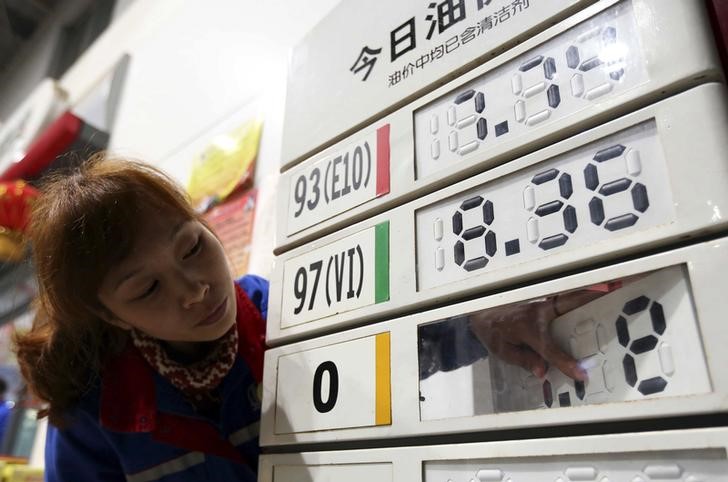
(0, 0), (93, 119)
(1, 0), (341, 467)
(57, 0), (340, 278)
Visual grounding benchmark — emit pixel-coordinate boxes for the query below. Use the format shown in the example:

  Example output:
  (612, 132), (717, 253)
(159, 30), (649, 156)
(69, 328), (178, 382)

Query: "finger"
(540, 340), (587, 381)
(512, 326), (586, 380)
(491, 343), (548, 378)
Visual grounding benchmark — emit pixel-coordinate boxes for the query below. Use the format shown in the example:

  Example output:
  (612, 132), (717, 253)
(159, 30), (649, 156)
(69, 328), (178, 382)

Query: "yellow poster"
(187, 119), (262, 209)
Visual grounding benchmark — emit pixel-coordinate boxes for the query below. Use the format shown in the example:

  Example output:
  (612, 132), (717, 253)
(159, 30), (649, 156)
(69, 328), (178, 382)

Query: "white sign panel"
(259, 428), (728, 481)
(281, 0), (595, 169)
(286, 125), (390, 236)
(275, 0), (721, 253)
(267, 83), (728, 344)
(275, 333), (391, 433)
(274, 464), (392, 482)
(280, 222), (389, 329)
(262, 237), (728, 445)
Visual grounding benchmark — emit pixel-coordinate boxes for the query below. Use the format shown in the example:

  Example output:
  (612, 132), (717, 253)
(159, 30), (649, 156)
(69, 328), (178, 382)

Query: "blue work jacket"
(45, 275), (268, 481)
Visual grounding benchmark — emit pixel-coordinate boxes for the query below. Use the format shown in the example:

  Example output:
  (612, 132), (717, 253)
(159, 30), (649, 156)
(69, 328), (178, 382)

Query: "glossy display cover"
(262, 237), (728, 445)
(267, 84), (728, 344)
(275, 0), (722, 253)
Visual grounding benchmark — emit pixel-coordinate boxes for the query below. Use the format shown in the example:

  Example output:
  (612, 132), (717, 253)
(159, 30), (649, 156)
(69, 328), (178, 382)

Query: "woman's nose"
(181, 279), (209, 309)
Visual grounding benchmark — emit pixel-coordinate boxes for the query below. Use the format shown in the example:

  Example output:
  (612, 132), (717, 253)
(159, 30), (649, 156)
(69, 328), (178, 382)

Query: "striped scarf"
(131, 323), (238, 404)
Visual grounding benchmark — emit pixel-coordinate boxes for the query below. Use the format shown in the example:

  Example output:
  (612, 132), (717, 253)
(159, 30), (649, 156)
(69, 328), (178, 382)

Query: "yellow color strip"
(375, 332), (392, 425)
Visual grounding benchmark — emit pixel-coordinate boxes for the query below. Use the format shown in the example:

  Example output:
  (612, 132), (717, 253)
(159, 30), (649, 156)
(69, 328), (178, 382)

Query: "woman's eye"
(138, 281), (159, 300)
(184, 237), (202, 259)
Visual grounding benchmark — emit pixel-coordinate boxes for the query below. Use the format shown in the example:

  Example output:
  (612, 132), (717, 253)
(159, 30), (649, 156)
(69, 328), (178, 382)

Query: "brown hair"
(14, 154), (200, 426)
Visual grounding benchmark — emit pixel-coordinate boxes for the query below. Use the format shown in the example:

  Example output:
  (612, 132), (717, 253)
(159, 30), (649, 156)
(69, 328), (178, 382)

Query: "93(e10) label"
(281, 222), (389, 328)
(275, 333), (391, 434)
(286, 125), (390, 236)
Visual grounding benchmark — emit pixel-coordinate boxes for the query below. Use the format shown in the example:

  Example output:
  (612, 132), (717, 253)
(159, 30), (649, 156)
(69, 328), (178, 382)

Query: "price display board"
(267, 83), (728, 345)
(421, 265), (706, 420)
(261, 236), (728, 445)
(280, 0), (595, 170)
(259, 428), (728, 481)
(275, 0), (722, 253)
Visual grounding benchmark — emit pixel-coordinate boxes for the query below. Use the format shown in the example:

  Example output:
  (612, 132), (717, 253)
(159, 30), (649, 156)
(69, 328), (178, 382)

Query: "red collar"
(99, 285), (265, 434)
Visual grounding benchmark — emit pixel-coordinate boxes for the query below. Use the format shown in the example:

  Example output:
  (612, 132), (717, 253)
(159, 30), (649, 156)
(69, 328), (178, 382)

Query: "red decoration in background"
(0, 181), (39, 233)
(0, 181), (39, 262)
(0, 111), (82, 182)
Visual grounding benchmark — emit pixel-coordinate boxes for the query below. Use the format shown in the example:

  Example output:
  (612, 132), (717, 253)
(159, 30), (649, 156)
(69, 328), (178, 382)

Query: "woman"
(15, 155), (267, 481)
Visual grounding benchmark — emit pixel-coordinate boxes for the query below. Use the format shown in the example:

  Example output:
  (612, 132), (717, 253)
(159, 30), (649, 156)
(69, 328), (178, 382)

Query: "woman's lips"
(196, 297), (227, 327)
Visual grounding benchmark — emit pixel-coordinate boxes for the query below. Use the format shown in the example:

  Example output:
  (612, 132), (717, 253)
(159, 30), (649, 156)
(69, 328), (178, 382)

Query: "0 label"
(275, 333), (391, 434)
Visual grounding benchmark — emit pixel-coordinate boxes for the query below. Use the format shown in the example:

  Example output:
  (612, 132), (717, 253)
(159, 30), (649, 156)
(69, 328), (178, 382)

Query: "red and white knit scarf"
(130, 323), (238, 402)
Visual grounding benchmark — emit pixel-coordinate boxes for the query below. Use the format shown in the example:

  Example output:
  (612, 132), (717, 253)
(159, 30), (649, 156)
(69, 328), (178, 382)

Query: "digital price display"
(261, 237), (728, 445)
(280, 0), (595, 171)
(266, 84), (728, 344)
(416, 120), (671, 290)
(274, 0), (721, 253)
(423, 449), (727, 482)
(264, 0), (728, 474)
(259, 428), (728, 481)
(419, 266), (708, 421)
(413, 2), (646, 180)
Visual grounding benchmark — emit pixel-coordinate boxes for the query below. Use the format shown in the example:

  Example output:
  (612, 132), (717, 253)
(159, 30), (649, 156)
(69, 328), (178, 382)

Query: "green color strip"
(374, 221), (390, 303)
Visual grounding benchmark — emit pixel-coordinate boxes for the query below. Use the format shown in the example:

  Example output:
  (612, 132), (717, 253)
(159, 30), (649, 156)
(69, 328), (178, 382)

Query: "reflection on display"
(414, 2), (648, 180)
(416, 121), (674, 290)
(417, 266), (710, 421)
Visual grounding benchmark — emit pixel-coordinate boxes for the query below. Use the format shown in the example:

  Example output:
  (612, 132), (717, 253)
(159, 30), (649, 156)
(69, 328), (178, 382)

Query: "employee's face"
(98, 211), (236, 344)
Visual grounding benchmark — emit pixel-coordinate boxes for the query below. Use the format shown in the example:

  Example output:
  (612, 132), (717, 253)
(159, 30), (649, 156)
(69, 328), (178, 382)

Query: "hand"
(468, 289), (609, 381)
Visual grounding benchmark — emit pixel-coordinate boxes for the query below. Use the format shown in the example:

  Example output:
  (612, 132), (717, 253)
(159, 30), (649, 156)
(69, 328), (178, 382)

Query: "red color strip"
(234, 283), (266, 384)
(0, 111), (82, 181)
(376, 124), (391, 196)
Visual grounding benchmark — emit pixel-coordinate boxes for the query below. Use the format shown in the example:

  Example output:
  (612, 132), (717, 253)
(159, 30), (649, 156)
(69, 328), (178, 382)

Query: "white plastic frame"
(267, 83), (728, 345)
(275, 0), (722, 253)
(262, 235), (728, 446)
(259, 428), (728, 481)
(280, 0), (596, 170)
